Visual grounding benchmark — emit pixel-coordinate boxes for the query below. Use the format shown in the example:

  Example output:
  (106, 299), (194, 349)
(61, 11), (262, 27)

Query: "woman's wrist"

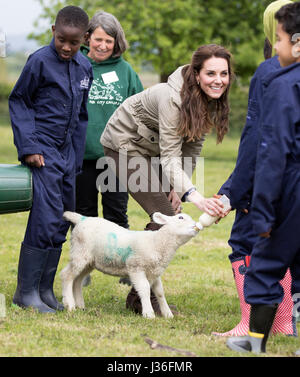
(187, 190), (204, 204)
(183, 187), (197, 202)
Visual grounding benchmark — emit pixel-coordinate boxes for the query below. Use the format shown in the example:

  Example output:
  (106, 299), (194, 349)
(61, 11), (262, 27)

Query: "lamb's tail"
(63, 211), (84, 225)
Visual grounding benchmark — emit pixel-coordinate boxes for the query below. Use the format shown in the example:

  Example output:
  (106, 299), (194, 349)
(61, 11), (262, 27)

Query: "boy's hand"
(25, 154), (45, 168)
(213, 194), (231, 217)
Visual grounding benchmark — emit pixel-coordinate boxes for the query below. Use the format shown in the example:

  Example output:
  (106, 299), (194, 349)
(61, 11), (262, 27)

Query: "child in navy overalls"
(9, 6), (93, 313)
(215, 0), (295, 337)
(227, 1), (300, 353)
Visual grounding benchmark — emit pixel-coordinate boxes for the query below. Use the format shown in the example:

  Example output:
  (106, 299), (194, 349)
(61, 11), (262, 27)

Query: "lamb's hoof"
(162, 310), (174, 318)
(76, 304), (85, 310)
(143, 311), (155, 319)
(66, 306), (76, 311)
(63, 300), (76, 311)
(155, 304), (179, 317)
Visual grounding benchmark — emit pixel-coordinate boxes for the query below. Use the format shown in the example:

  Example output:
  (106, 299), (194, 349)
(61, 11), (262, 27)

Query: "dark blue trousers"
(228, 210), (258, 263)
(23, 138), (75, 250)
(245, 164), (300, 305)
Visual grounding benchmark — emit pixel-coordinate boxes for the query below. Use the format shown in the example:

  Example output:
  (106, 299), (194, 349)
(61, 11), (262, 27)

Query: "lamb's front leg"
(129, 271), (155, 319)
(151, 277), (173, 318)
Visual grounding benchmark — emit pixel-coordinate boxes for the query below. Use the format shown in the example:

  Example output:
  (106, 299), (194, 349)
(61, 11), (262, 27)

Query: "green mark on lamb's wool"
(104, 232), (133, 263)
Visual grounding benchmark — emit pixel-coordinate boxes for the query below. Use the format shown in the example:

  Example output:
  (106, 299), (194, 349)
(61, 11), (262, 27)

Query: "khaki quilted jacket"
(100, 66), (205, 198)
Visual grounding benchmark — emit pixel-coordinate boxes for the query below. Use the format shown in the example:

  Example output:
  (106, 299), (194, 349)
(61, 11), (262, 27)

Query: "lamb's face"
(170, 213), (198, 238)
(152, 212), (198, 239)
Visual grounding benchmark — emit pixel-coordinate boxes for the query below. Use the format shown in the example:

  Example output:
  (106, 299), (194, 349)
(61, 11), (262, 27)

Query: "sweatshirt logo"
(80, 76), (90, 89)
(88, 78), (123, 106)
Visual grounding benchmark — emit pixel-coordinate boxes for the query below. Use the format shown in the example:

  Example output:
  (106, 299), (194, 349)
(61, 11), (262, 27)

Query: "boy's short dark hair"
(55, 6), (89, 31)
(275, 2), (300, 38)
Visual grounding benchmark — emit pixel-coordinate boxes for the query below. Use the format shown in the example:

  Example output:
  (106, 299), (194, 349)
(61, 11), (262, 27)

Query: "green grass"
(0, 124), (299, 358)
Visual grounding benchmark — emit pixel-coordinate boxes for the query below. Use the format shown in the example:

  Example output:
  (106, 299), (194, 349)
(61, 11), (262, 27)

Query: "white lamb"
(61, 211), (200, 318)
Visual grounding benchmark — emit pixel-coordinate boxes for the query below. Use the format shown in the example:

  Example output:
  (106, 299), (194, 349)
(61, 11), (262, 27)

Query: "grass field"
(0, 123), (299, 358)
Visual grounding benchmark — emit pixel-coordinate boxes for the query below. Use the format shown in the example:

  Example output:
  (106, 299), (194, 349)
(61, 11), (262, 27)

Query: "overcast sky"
(0, 0), (48, 36)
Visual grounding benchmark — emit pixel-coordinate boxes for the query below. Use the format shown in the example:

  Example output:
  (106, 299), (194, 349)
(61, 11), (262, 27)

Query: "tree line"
(30, 0), (275, 83)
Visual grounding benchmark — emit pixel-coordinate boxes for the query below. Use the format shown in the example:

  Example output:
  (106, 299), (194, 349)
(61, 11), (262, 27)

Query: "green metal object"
(0, 164), (32, 214)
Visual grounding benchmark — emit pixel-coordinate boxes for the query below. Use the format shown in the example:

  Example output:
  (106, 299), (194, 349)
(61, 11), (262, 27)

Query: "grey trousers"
(103, 147), (175, 228)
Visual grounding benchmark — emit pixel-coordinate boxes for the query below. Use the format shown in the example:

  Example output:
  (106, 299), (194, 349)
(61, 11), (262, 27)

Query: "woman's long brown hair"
(178, 44), (234, 143)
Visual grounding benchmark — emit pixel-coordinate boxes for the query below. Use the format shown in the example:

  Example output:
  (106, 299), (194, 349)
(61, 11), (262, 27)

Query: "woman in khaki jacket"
(100, 44), (234, 314)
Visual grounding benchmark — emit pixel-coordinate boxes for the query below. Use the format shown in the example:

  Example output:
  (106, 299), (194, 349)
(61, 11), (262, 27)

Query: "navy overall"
(9, 38), (93, 251)
(219, 56), (280, 262)
(245, 63), (300, 305)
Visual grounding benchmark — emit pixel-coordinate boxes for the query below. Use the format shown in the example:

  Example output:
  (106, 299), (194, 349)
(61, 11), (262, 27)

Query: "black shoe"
(126, 287), (142, 314)
(13, 243), (56, 313)
(126, 287), (178, 315)
(39, 247), (64, 311)
(227, 304), (278, 354)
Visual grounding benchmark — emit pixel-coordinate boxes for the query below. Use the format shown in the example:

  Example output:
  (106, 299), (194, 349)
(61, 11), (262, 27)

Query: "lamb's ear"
(152, 212), (171, 225)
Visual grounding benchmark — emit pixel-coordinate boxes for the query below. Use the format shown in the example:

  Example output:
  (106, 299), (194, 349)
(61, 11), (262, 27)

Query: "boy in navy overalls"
(227, 1), (300, 353)
(215, 0), (296, 338)
(9, 6), (93, 313)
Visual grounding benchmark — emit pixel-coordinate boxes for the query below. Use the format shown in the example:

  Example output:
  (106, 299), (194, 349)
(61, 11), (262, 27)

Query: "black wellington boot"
(227, 304), (278, 354)
(13, 243), (56, 313)
(39, 248), (64, 311)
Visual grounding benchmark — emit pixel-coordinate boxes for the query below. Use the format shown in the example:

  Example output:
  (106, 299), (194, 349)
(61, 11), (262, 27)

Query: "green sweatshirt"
(80, 45), (144, 159)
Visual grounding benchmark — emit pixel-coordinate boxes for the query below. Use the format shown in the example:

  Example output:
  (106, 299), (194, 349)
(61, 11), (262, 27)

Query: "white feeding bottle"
(195, 194), (231, 230)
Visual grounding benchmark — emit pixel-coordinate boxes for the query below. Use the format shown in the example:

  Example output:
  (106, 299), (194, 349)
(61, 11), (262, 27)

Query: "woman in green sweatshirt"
(76, 11), (143, 231)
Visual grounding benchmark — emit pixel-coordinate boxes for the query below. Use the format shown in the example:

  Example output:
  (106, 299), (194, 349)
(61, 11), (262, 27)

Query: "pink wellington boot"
(213, 257), (297, 337)
(213, 257), (251, 336)
(271, 268), (297, 337)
